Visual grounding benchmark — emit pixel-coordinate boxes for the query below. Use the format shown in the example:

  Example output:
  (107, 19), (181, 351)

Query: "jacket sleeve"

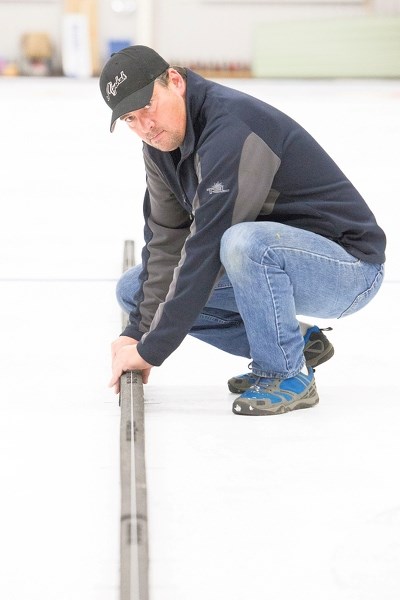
(136, 128), (281, 366)
(121, 152), (192, 341)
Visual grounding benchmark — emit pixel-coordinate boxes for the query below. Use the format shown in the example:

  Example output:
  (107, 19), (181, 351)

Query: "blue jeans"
(117, 222), (384, 378)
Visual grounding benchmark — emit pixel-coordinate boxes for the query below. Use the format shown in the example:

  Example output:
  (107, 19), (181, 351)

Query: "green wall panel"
(253, 16), (400, 78)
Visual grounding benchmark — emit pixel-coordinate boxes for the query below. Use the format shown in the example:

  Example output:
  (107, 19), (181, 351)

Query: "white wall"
(0, 0), (399, 73)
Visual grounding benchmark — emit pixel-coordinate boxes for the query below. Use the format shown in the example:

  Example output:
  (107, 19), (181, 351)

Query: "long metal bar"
(119, 240), (149, 600)
(120, 370), (149, 600)
(122, 239), (136, 329)
(123, 240), (136, 273)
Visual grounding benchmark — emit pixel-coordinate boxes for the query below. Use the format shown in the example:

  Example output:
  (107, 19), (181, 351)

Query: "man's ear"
(168, 69), (186, 96)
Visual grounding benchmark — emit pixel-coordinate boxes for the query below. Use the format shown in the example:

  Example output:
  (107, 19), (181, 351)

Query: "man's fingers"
(142, 367), (152, 384)
(108, 377), (121, 394)
(109, 343), (152, 392)
(109, 358), (122, 389)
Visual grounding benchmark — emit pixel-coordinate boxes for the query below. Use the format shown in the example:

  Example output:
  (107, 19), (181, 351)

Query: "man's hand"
(110, 336), (153, 393)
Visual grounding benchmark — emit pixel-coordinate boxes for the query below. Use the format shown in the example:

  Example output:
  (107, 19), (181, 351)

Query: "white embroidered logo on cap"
(106, 71), (127, 101)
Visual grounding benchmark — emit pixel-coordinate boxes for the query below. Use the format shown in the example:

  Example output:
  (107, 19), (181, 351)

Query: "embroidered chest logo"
(206, 182), (230, 195)
(106, 71), (127, 101)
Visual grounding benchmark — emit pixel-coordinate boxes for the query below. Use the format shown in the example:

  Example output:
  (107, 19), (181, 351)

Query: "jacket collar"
(180, 69), (208, 160)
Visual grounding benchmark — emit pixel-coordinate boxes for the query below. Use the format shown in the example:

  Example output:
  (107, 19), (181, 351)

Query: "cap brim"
(110, 80), (155, 132)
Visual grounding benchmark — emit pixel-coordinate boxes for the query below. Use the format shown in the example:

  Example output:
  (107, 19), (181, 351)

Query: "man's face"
(120, 69), (187, 151)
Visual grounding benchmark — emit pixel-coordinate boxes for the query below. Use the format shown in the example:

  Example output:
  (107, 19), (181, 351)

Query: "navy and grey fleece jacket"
(122, 69), (386, 366)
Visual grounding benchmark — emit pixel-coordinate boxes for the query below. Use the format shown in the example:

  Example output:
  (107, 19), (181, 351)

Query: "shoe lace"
(252, 376), (273, 392)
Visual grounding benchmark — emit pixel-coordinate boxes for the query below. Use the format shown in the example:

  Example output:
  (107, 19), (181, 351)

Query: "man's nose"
(135, 113), (154, 133)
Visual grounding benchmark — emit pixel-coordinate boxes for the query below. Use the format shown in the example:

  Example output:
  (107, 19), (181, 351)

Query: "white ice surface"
(0, 76), (399, 600)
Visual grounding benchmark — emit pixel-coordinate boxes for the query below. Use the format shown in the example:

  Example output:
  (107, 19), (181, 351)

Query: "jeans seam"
(197, 313), (242, 326)
(260, 245), (360, 267)
(339, 263), (384, 318)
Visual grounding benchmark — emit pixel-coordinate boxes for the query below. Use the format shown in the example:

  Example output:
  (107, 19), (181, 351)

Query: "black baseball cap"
(99, 45), (170, 132)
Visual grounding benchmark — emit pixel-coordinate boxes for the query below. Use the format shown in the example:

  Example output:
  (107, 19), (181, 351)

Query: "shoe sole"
(228, 380), (251, 394)
(232, 380), (319, 416)
(304, 338), (334, 368)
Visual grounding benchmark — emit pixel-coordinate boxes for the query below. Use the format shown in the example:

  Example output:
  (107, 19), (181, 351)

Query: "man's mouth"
(148, 131), (164, 143)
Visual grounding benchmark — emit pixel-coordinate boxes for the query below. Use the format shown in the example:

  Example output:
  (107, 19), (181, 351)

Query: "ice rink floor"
(1, 75), (399, 600)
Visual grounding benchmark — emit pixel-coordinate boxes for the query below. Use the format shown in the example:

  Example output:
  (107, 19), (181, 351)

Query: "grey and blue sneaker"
(228, 325), (333, 394)
(232, 366), (318, 416)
